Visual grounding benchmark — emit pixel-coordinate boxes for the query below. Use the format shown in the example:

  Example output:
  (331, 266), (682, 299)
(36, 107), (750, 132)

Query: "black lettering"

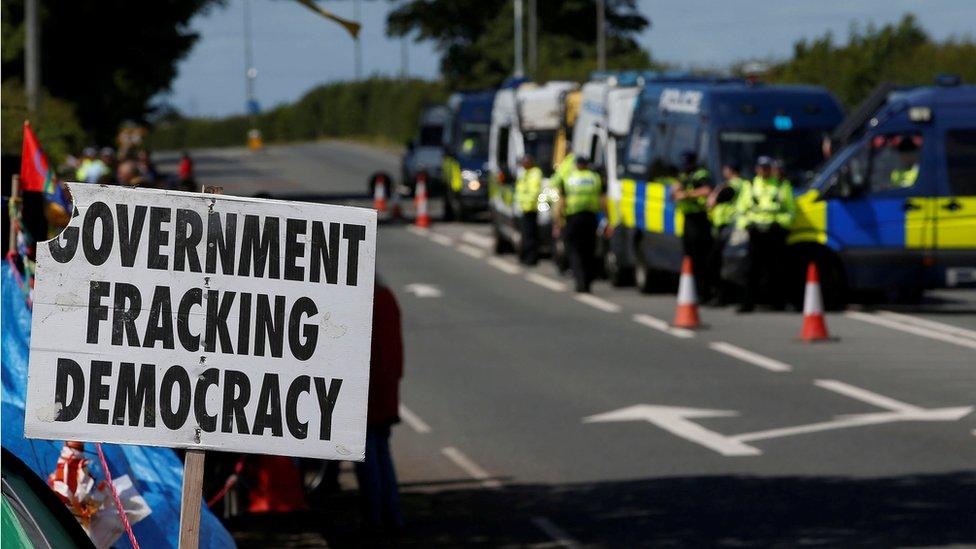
(194, 368), (220, 433)
(112, 283), (142, 347)
(204, 290), (236, 354)
(254, 294), (285, 358)
(159, 366), (191, 430)
(237, 292), (252, 355)
(205, 212), (237, 275)
(147, 207), (171, 270)
(221, 370), (251, 434)
(177, 288), (202, 352)
(144, 286), (175, 349)
(174, 209), (203, 273)
(82, 201), (114, 266)
(87, 360), (112, 425)
(342, 224), (366, 286)
(313, 377), (342, 441)
(54, 358), (85, 421)
(116, 204), (148, 267)
(86, 281), (110, 344)
(112, 363), (156, 427)
(309, 222), (340, 284)
(252, 373), (283, 437)
(238, 215), (280, 279)
(288, 297), (318, 361)
(284, 218), (306, 281)
(49, 225), (79, 263)
(285, 376), (310, 439)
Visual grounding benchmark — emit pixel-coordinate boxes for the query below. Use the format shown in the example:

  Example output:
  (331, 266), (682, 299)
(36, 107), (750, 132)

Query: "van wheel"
(605, 248), (634, 287)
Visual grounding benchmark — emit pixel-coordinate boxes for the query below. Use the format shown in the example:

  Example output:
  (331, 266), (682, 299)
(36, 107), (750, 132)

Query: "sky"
(163, 0), (976, 117)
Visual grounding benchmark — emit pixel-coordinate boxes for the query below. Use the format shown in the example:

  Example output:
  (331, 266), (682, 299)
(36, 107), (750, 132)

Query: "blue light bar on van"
(774, 115), (793, 130)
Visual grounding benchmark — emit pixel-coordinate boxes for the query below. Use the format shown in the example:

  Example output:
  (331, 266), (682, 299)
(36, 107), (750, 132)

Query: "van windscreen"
(719, 129), (826, 181)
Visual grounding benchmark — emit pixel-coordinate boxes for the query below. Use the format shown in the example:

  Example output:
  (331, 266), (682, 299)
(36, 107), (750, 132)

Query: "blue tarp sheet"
(1, 262), (236, 548)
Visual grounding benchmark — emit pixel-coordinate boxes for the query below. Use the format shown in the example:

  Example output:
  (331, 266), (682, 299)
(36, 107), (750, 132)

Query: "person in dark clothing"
(354, 281), (405, 531)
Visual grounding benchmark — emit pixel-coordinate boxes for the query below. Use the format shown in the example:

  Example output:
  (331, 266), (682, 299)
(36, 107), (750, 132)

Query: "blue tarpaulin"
(1, 262), (236, 548)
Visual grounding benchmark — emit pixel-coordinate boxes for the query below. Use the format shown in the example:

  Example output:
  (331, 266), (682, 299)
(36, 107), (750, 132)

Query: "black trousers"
(743, 224), (788, 308)
(682, 211), (713, 301)
(519, 212), (539, 265)
(564, 211), (598, 292)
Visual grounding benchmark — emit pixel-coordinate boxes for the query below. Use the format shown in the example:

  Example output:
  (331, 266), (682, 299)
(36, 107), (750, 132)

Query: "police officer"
(706, 163), (745, 305)
(557, 156), (602, 293)
(515, 154), (544, 265)
(735, 156), (796, 312)
(670, 151), (713, 302)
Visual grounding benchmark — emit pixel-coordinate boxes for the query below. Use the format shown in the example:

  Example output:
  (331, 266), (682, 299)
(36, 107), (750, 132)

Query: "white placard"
(24, 184), (376, 461)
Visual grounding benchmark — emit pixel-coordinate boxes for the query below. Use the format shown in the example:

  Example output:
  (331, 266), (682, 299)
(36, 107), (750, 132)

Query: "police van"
(604, 80), (844, 293)
(441, 90), (495, 221)
(489, 80), (579, 254)
(791, 81), (976, 304)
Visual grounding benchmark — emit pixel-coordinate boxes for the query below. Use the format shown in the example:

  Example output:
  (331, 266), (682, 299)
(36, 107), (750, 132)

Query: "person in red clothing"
(355, 280), (405, 531)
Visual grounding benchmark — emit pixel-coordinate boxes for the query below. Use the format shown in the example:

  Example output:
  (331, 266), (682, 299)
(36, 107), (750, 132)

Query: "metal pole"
(354, 0), (362, 80)
(596, 0), (606, 72)
(527, 0), (537, 78)
(513, 0), (524, 78)
(25, 0), (40, 113)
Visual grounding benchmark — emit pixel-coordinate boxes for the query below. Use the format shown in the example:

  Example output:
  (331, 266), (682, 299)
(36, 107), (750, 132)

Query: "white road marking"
(525, 272), (567, 292)
(531, 517), (580, 549)
(441, 447), (502, 489)
(429, 232), (454, 246)
(845, 311), (976, 351)
(456, 243), (487, 259)
(877, 311), (976, 341)
(574, 293), (622, 313)
(708, 341), (792, 372)
(398, 404), (431, 434)
(405, 225), (429, 237)
(461, 231), (494, 249)
(632, 313), (695, 339)
(404, 283), (443, 298)
(487, 256), (522, 275)
(814, 379), (921, 413)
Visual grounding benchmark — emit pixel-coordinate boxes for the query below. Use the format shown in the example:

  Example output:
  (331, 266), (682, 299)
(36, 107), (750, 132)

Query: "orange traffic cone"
(373, 175), (388, 212)
(415, 172), (430, 228)
(673, 256), (701, 329)
(799, 262), (830, 342)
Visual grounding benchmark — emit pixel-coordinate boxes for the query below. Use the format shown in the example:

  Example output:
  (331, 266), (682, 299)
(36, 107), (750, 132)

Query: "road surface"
(160, 142), (976, 547)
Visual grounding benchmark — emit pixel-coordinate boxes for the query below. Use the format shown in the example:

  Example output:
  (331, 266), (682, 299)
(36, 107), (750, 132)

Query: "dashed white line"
(632, 313), (695, 339)
(461, 231), (494, 249)
(531, 516), (580, 548)
(814, 379), (921, 413)
(441, 447), (501, 489)
(876, 311), (976, 341)
(456, 243), (487, 259)
(845, 311), (976, 351)
(398, 404), (431, 434)
(708, 341), (792, 372)
(574, 293), (622, 313)
(487, 256), (522, 275)
(429, 232), (454, 246)
(525, 272), (567, 292)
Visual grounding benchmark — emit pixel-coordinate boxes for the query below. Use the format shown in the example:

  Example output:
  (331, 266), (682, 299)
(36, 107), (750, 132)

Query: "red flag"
(20, 120), (52, 193)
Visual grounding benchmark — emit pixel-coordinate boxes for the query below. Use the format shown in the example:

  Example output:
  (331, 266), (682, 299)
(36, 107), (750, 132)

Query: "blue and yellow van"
(441, 91), (495, 221)
(605, 81), (844, 294)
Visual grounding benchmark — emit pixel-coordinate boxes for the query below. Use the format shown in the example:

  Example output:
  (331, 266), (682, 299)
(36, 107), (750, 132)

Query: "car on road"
(441, 90), (495, 221)
(402, 104), (450, 195)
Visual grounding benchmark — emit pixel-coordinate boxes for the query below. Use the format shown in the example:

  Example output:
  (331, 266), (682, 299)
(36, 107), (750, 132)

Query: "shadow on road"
(228, 471), (976, 547)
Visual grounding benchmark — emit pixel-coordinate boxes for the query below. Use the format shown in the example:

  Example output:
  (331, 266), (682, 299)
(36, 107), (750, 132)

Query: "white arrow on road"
(584, 405), (762, 456)
(583, 401), (973, 457)
(404, 283), (443, 298)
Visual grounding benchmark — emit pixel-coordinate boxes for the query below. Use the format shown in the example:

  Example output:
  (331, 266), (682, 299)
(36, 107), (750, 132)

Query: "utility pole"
(596, 0), (606, 72)
(513, 0), (524, 78)
(353, 0), (362, 80)
(25, 0), (40, 113)
(527, 0), (537, 78)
